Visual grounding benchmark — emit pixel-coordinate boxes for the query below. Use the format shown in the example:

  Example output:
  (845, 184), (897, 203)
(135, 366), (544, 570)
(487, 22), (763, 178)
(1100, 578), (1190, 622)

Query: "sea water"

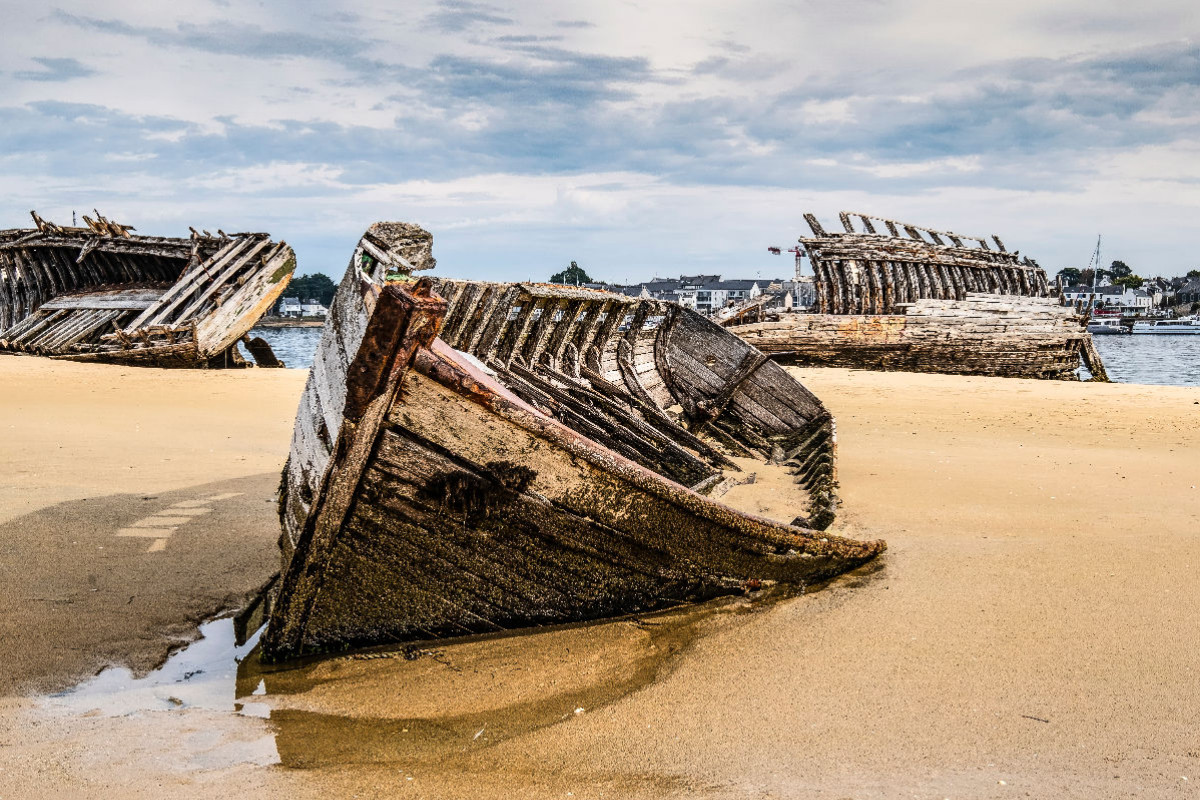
(241, 326), (324, 370)
(1091, 335), (1200, 387)
(247, 325), (1200, 387)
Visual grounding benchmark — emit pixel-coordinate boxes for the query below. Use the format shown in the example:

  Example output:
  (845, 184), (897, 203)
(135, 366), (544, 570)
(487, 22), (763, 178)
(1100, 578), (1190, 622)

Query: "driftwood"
(728, 212), (1107, 381)
(713, 294), (775, 327)
(261, 222), (883, 661)
(0, 211), (295, 367)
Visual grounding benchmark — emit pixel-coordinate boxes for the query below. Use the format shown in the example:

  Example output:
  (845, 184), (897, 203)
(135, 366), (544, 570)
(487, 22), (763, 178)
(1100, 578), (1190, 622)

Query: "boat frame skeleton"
(0, 211), (296, 367)
(262, 222), (883, 661)
(802, 211), (1051, 315)
(729, 212), (1109, 381)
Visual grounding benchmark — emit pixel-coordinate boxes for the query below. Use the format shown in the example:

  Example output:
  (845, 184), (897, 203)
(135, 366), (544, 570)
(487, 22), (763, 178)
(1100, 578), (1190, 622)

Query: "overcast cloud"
(1, 0), (1198, 280)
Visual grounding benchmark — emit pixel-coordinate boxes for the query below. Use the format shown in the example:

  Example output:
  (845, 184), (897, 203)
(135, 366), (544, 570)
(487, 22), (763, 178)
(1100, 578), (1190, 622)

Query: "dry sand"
(2, 359), (1199, 799)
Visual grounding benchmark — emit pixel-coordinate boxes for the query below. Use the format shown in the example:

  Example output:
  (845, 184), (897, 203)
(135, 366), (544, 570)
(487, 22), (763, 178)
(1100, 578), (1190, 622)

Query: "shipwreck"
(260, 222), (883, 661)
(0, 211), (295, 367)
(728, 212), (1108, 381)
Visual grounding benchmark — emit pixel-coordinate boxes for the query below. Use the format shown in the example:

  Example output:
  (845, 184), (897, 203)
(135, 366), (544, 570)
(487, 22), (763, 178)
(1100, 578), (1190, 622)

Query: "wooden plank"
(126, 236), (253, 330)
(470, 284), (522, 361)
(193, 245), (295, 356)
(169, 238), (274, 325)
(40, 295), (160, 311)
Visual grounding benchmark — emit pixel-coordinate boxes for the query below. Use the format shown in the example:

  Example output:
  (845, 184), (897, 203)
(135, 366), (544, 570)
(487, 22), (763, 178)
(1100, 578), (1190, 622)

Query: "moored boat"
(1131, 317), (1200, 335)
(1087, 317), (1129, 335)
(260, 222), (884, 661)
(0, 211), (295, 367)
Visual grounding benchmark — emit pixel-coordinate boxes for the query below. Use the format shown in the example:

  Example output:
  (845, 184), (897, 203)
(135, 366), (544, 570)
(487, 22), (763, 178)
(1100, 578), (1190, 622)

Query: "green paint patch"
(270, 256), (297, 283)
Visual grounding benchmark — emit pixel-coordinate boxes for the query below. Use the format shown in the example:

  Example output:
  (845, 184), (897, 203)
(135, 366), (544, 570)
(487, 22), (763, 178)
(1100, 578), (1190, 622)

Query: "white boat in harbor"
(1087, 317), (1127, 335)
(1131, 316), (1200, 335)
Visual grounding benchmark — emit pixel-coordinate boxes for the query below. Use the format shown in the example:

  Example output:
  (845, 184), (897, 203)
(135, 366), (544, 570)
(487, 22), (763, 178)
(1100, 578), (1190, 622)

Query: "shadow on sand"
(0, 472), (282, 695)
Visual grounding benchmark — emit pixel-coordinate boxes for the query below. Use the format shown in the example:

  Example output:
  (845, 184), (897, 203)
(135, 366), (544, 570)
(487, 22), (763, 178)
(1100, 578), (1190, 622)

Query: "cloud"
(14, 57), (96, 82)
(55, 12), (352, 59)
(52, 11), (405, 84)
(424, 0), (514, 32)
(423, 46), (653, 107)
(3, 1), (1200, 279)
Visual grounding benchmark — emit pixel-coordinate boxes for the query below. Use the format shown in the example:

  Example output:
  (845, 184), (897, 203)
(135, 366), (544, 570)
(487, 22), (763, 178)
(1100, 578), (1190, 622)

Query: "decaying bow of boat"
(0, 211), (295, 367)
(261, 222), (883, 661)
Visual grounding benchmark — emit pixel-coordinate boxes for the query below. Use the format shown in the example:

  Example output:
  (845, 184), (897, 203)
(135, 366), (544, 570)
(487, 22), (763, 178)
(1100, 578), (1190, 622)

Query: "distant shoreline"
(254, 316), (325, 328)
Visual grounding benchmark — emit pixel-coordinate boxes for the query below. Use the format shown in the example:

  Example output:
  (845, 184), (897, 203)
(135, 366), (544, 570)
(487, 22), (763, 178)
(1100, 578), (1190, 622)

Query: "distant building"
(276, 296), (328, 318)
(277, 296), (302, 317)
(1063, 284), (1151, 311)
(784, 277), (816, 309)
(1178, 278), (1200, 305)
(1143, 276), (1176, 307)
(605, 274), (786, 315)
(301, 299), (328, 317)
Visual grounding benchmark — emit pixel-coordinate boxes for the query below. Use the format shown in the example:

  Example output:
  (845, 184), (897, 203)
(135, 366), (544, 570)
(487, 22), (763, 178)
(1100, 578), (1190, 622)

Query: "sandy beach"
(2, 356), (1198, 798)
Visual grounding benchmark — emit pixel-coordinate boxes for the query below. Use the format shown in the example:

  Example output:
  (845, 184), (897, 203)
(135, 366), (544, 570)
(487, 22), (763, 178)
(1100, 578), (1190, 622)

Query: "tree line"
(286, 273), (337, 306)
(282, 263), (597, 308)
(1056, 260), (1149, 290)
(549, 261), (593, 286)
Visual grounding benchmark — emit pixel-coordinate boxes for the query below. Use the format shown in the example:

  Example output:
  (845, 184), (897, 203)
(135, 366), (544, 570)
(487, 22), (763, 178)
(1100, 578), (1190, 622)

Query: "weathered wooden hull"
(0, 212), (295, 367)
(802, 212), (1051, 315)
(731, 295), (1109, 381)
(262, 223), (883, 661)
(740, 212), (1109, 380)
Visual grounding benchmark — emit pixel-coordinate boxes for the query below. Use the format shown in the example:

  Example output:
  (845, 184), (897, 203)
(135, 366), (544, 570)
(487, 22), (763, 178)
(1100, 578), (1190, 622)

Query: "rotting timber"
(0, 211), (296, 367)
(260, 222), (884, 661)
(729, 212), (1109, 381)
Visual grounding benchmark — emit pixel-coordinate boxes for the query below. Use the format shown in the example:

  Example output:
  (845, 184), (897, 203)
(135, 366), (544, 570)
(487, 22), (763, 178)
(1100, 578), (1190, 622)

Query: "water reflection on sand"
(41, 596), (755, 771)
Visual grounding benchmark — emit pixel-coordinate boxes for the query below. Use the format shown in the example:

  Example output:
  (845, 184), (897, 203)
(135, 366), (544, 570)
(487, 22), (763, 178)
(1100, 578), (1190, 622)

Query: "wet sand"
(2, 359), (1199, 798)
(0, 355), (307, 693)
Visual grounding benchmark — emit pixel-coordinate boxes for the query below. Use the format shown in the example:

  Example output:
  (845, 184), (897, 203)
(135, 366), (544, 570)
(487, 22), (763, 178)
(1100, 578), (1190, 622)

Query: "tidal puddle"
(44, 617), (270, 719)
(38, 617), (282, 771)
(237, 600), (725, 769)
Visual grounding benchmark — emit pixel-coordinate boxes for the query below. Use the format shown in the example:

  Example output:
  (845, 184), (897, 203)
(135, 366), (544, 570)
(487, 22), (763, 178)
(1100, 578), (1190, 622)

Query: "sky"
(1, 0), (1198, 282)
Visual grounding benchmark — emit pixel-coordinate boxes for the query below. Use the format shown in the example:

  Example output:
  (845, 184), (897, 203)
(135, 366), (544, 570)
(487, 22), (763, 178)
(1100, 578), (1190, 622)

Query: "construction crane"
(767, 245), (805, 279)
(1085, 235), (1102, 288)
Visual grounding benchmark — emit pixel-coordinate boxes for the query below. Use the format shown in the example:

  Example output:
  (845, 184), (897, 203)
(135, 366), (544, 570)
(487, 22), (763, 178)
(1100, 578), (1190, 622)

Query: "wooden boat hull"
(262, 223), (884, 661)
(732, 212), (1108, 381)
(0, 212), (295, 367)
(801, 211), (1051, 315)
(731, 295), (1109, 381)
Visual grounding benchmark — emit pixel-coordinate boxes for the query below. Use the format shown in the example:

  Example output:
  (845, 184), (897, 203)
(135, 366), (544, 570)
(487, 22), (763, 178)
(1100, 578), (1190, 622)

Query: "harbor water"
(1090, 335), (1200, 387)
(243, 326), (324, 370)
(248, 325), (1200, 387)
